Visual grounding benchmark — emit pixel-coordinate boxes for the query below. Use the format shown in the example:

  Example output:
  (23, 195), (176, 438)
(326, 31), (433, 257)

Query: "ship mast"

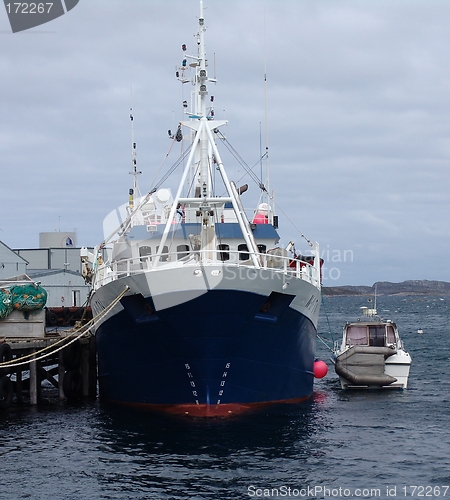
(128, 108), (141, 211)
(197, 2), (210, 199)
(153, 0), (260, 267)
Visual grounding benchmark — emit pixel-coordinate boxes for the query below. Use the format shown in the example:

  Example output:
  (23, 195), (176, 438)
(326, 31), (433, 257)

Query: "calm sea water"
(1, 295), (449, 500)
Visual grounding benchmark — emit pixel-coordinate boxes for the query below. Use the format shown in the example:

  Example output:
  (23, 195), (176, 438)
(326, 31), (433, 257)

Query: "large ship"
(82, 1), (323, 416)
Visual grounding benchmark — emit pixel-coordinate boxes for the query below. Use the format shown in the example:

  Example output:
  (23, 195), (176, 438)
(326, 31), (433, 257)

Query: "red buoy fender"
(314, 360), (328, 379)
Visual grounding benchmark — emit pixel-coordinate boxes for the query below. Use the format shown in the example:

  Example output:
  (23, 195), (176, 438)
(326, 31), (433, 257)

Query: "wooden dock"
(0, 325), (97, 410)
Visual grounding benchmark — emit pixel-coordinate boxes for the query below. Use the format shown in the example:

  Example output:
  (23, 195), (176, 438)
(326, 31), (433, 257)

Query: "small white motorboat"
(333, 306), (412, 389)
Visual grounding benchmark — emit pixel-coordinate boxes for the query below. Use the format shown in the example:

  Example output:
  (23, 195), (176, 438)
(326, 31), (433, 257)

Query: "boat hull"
(92, 267), (320, 415)
(384, 351), (412, 389)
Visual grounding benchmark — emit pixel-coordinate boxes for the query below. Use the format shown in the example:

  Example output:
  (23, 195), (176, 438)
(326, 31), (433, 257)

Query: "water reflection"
(89, 393), (335, 498)
(95, 392), (332, 460)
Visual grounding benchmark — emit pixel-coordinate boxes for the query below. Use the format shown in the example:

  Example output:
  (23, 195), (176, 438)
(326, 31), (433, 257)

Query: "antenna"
(129, 108), (142, 207)
(259, 122), (263, 182)
(262, 1), (272, 222)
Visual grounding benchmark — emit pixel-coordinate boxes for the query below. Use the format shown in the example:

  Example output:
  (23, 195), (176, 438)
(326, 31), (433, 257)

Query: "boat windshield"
(369, 326), (385, 347)
(386, 325), (396, 344)
(345, 324), (395, 347)
(345, 325), (368, 345)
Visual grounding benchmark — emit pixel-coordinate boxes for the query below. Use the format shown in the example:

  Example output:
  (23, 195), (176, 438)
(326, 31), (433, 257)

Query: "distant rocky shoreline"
(322, 280), (450, 296)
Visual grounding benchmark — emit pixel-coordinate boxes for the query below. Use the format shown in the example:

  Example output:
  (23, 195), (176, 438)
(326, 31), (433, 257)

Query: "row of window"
(138, 243), (267, 262)
(217, 243), (267, 261)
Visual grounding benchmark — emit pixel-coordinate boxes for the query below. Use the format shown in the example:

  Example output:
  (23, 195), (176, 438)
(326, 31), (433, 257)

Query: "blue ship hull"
(96, 288), (317, 415)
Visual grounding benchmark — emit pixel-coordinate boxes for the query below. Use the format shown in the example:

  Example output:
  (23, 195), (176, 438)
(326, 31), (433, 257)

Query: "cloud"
(1, 0), (450, 285)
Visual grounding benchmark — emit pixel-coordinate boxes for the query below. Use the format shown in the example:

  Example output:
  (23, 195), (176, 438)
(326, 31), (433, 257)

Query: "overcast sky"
(1, 0), (449, 286)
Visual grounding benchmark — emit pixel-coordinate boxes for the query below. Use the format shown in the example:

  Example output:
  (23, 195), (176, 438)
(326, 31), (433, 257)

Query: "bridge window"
(238, 244), (249, 260)
(156, 245), (169, 262)
(177, 244), (189, 260)
(139, 246), (152, 262)
(217, 244), (230, 261)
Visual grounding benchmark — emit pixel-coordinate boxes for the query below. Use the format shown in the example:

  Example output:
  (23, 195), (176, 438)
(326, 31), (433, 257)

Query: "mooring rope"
(316, 333), (334, 352)
(316, 296), (336, 352)
(0, 286), (130, 369)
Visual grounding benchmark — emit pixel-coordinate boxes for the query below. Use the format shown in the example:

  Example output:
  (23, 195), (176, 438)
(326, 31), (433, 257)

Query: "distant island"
(322, 280), (450, 296)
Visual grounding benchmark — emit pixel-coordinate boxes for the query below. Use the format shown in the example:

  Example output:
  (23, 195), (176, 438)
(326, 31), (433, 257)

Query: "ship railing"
(93, 249), (321, 289)
(333, 339), (343, 354)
